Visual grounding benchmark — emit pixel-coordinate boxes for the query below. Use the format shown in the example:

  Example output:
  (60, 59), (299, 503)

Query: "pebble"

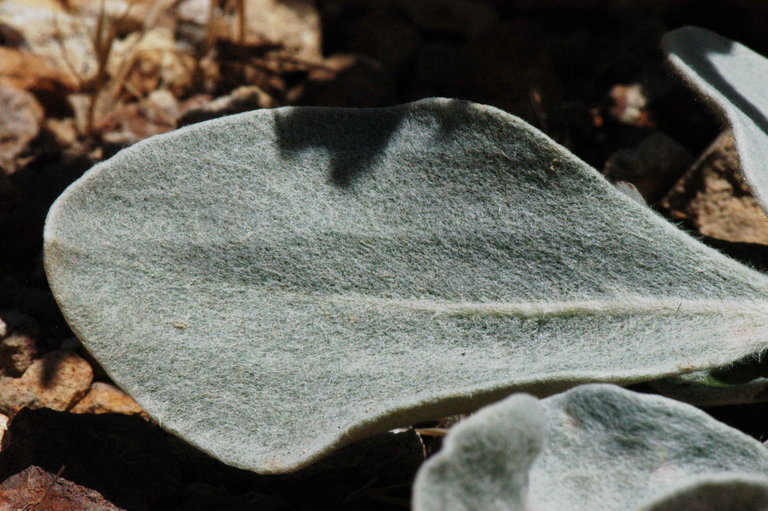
(0, 413), (7, 449)
(604, 131), (692, 202)
(0, 465), (126, 511)
(177, 85), (276, 127)
(661, 131), (768, 244)
(0, 310), (41, 378)
(71, 382), (146, 417)
(235, 0), (322, 61)
(0, 84), (44, 174)
(0, 350), (93, 414)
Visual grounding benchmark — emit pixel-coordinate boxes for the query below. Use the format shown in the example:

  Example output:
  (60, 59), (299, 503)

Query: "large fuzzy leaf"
(44, 98), (768, 473)
(413, 385), (768, 511)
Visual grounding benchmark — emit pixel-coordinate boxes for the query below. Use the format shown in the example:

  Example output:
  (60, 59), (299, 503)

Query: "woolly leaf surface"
(44, 98), (768, 473)
(414, 385), (768, 511)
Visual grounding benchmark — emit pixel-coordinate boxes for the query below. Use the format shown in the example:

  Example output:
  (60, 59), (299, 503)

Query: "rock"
(71, 382), (146, 417)
(176, 0), (211, 26)
(661, 131), (768, 244)
(68, 0), (172, 35)
(233, 0), (322, 61)
(0, 350), (92, 414)
(608, 83), (653, 127)
(177, 85), (277, 127)
(0, 84), (44, 174)
(604, 131), (692, 202)
(45, 117), (79, 148)
(108, 27), (196, 99)
(288, 53), (395, 107)
(0, 47), (76, 114)
(350, 11), (422, 75)
(0, 413), (7, 448)
(400, 0), (498, 38)
(0, 465), (126, 511)
(99, 89), (182, 146)
(0, 1), (95, 85)
(0, 310), (41, 377)
(0, 0), (176, 97)
(0, 408), (181, 510)
(0, 335), (40, 378)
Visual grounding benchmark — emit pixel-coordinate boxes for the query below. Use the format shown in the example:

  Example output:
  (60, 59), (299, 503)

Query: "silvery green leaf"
(664, 26), (768, 213)
(413, 385), (768, 511)
(44, 98), (768, 473)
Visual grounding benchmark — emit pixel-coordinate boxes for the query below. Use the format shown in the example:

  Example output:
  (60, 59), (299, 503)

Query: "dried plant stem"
(237, 0), (246, 47)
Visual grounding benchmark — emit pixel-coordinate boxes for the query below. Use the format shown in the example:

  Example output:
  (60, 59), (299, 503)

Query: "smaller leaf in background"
(413, 385), (768, 511)
(664, 26), (768, 216)
(649, 27), (768, 406)
(413, 394), (544, 511)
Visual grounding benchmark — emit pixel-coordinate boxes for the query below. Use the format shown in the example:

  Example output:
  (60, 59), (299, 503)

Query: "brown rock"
(45, 117), (79, 148)
(0, 1), (92, 84)
(68, 0), (173, 35)
(71, 382), (145, 417)
(176, 0), (211, 26)
(99, 89), (181, 146)
(0, 310), (41, 377)
(0, 413), (7, 448)
(233, 0), (322, 61)
(604, 132), (692, 203)
(177, 85), (277, 127)
(0, 47), (77, 114)
(608, 83), (653, 127)
(0, 350), (93, 414)
(0, 408), (181, 509)
(0, 334), (40, 377)
(661, 131), (768, 244)
(109, 28), (197, 99)
(0, 84), (44, 174)
(0, 465), (125, 511)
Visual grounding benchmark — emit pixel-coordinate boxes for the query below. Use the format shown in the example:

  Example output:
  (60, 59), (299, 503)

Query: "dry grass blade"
(237, 0), (246, 47)
(19, 465), (66, 511)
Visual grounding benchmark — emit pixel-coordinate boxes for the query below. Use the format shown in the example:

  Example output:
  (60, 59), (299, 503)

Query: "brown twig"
(237, 0), (246, 47)
(51, 12), (86, 90)
(20, 465), (66, 511)
(415, 427), (449, 437)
